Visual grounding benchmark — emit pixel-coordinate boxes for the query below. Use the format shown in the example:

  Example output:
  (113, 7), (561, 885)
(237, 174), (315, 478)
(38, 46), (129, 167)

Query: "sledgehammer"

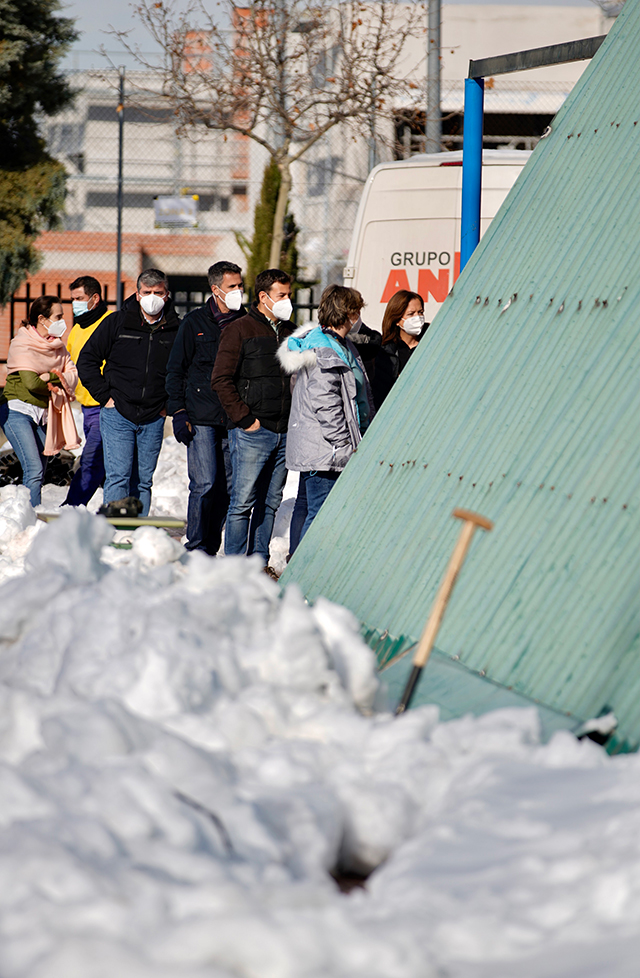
(395, 508), (493, 715)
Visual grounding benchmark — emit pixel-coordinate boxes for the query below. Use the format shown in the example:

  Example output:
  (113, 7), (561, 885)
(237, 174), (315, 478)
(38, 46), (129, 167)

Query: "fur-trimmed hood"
(277, 324), (318, 374)
(277, 324), (355, 376)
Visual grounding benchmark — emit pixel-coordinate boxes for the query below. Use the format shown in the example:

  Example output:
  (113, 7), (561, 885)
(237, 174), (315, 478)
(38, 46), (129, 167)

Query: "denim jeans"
(100, 406), (165, 516)
(300, 470), (341, 543)
(3, 408), (48, 507)
(225, 426), (287, 563)
(289, 473), (308, 556)
(186, 424), (232, 555)
(63, 405), (105, 507)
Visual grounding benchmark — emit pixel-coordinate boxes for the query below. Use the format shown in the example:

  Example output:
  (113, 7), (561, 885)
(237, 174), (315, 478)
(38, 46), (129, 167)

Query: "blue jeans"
(186, 424), (232, 555)
(300, 470), (341, 543)
(3, 408), (48, 507)
(100, 407), (165, 517)
(225, 426), (287, 563)
(63, 405), (105, 507)
(289, 474), (308, 556)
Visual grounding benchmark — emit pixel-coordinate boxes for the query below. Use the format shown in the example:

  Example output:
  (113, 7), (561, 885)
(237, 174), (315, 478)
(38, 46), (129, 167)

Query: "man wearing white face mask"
(212, 268), (295, 568)
(78, 268), (181, 516)
(63, 276), (114, 508)
(165, 261), (245, 554)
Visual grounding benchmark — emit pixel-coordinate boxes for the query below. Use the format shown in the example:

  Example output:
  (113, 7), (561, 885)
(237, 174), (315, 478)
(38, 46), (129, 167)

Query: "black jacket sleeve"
(371, 346), (398, 411)
(77, 313), (120, 406)
(165, 318), (195, 416)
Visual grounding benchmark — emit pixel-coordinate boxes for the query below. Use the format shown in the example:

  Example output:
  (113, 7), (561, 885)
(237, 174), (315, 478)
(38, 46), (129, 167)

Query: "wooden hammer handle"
(396, 509), (493, 715)
(412, 519), (478, 668)
(453, 508), (494, 531)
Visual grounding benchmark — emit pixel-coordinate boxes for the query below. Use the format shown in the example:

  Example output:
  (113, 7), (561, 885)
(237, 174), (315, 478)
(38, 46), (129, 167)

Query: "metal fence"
(1, 68), (370, 359)
(36, 74), (362, 283)
(3, 279), (326, 362)
(2, 69), (577, 360)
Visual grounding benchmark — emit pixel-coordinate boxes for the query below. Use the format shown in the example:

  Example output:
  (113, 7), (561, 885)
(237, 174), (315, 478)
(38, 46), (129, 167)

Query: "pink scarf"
(6, 326), (81, 455)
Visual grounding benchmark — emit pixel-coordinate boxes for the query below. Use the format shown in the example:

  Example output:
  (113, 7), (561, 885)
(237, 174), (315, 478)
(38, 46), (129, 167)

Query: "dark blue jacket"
(165, 300), (245, 426)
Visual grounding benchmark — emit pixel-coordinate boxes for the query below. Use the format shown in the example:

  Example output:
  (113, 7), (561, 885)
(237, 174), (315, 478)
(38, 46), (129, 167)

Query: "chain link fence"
(1, 68), (374, 357)
(2, 69), (577, 360)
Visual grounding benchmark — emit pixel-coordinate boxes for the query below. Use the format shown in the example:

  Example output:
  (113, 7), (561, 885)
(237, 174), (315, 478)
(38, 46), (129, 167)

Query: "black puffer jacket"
(211, 303), (294, 432)
(78, 294), (181, 424)
(165, 300), (245, 426)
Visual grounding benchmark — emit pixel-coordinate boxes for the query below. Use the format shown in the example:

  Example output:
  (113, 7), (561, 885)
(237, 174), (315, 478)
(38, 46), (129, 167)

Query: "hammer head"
(453, 508), (494, 531)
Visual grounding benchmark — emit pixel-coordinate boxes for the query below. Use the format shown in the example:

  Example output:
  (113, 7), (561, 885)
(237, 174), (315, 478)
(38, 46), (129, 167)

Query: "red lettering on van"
(454, 252), (460, 283)
(418, 268), (449, 303)
(380, 269), (411, 302)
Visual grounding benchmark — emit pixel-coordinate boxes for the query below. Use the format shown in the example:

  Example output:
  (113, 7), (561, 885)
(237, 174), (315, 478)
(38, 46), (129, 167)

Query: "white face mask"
(72, 300), (89, 318)
(47, 319), (67, 338)
(267, 295), (293, 322)
(349, 315), (362, 333)
(218, 287), (243, 312)
(139, 293), (166, 317)
(401, 313), (425, 337)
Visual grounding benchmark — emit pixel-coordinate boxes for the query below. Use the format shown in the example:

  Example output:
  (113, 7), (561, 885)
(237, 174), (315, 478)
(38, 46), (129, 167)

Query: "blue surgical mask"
(72, 300), (89, 318)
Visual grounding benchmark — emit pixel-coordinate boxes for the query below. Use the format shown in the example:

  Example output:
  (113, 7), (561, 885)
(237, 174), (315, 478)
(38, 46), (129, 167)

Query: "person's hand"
(104, 398), (115, 408)
(46, 370), (61, 392)
(172, 410), (194, 444)
(245, 419), (261, 432)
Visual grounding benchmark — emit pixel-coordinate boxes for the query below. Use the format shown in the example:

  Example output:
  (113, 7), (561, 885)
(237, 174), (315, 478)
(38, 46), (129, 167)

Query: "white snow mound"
(0, 509), (638, 978)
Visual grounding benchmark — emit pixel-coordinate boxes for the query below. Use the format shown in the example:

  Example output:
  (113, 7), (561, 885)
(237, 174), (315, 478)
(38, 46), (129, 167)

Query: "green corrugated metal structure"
(281, 1), (640, 752)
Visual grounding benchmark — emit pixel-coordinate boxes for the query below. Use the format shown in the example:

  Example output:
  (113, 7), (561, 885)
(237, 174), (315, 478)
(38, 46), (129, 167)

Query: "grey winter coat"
(277, 325), (373, 472)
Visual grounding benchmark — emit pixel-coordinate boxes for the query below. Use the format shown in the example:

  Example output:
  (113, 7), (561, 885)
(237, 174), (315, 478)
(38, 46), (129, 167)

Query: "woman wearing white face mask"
(372, 289), (428, 410)
(2, 296), (79, 506)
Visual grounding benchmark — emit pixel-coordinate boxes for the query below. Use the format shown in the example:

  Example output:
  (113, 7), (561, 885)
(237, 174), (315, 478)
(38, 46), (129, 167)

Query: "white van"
(343, 150), (530, 329)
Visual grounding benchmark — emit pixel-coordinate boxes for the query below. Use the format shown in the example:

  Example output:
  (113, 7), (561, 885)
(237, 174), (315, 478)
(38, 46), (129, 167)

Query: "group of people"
(0, 260), (427, 570)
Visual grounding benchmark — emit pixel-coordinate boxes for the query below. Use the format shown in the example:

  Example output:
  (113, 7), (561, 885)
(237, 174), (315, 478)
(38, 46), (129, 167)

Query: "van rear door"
(345, 154), (529, 329)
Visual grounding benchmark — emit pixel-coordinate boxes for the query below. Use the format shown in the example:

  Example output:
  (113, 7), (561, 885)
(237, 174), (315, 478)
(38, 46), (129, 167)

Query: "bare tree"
(112, 0), (425, 267)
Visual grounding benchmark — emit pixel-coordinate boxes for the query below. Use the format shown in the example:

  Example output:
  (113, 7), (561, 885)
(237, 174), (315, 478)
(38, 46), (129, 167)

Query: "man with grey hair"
(78, 268), (181, 515)
(165, 261), (245, 554)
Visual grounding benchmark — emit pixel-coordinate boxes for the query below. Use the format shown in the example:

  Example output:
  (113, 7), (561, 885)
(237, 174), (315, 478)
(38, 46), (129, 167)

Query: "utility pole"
(426, 0), (441, 154)
(368, 78), (378, 172)
(116, 66), (125, 310)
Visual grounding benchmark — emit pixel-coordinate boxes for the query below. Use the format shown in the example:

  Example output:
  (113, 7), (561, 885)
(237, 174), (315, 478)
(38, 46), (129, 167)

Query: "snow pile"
(0, 485), (43, 583)
(0, 509), (639, 978)
(148, 434), (188, 519)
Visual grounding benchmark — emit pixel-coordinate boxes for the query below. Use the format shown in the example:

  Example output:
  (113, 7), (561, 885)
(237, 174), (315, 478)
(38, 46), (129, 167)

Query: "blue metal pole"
(460, 76), (484, 272)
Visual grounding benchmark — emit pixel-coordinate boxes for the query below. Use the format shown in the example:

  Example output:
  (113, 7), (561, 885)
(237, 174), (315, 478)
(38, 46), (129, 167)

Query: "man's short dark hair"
(208, 261), (242, 289)
(70, 276), (102, 299)
(255, 268), (291, 297)
(137, 268), (168, 290)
